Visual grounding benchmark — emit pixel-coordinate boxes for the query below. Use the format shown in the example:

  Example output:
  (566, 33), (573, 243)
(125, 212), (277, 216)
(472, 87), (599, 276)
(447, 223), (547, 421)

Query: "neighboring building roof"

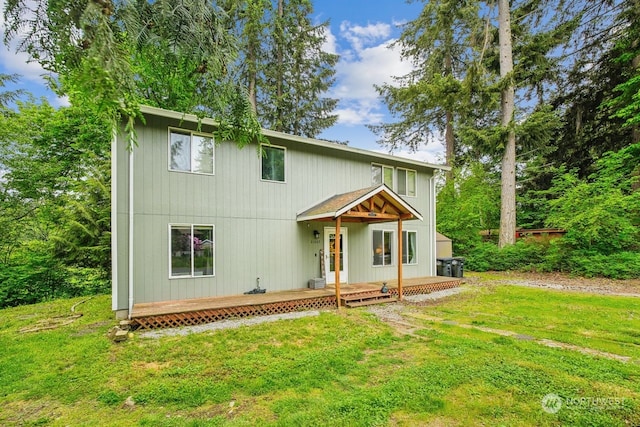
(436, 232), (451, 242)
(297, 184), (423, 223)
(138, 105), (450, 172)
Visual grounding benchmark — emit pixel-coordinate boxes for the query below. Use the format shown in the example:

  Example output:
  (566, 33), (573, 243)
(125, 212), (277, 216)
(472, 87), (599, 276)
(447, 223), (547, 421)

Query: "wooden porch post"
(397, 217), (403, 300)
(334, 216), (342, 309)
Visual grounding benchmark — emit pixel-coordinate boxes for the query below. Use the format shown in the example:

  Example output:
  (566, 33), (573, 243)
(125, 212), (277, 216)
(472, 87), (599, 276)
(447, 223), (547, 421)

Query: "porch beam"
(398, 217), (403, 301)
(342, 212), (400, 220)
(334, 216), (342, 309)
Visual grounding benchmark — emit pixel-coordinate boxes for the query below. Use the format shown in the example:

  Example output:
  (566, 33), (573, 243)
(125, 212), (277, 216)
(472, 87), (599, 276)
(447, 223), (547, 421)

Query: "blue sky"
(0, 0), (444, 164)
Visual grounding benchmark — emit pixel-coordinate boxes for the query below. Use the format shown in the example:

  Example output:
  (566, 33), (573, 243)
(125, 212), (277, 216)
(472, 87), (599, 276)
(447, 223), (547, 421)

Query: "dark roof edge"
(138, 105), (451, 172)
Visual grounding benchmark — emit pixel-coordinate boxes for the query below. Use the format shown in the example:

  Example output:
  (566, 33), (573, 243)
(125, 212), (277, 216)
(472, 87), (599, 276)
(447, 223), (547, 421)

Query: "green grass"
(0, 280), (639, 426)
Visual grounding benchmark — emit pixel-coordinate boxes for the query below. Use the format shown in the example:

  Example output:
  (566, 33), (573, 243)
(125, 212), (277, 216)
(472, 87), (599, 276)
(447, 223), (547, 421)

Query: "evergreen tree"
(256, 0), (339, 137)
(369, 0), (485, 181)
(607, 0), (640, 140)
(3, 0), (263, 145)
(223, 0), (338, 138)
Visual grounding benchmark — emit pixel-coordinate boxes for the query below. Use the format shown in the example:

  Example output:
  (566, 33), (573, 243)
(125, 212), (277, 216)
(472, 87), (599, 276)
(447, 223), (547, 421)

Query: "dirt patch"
(467, 271), (640, 297)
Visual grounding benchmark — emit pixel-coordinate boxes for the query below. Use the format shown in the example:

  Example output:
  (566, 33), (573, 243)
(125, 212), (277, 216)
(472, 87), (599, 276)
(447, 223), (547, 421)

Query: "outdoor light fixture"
(313, 230), (320, 239)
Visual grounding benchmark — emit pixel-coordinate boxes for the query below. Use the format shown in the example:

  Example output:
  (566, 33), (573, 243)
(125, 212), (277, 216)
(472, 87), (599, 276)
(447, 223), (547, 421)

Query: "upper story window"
(371, 164), (393, 188)
(261, 144), (286, 182)
(169, 129), (214, 174)
(397, 168), (417, 197)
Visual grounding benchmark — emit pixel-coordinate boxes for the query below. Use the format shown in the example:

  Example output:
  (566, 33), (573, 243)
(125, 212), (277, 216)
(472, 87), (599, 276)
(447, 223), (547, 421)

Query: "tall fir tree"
(369, 0), (486, 181)
(259, 0), (339, 137)
(225, 0), (338, 138)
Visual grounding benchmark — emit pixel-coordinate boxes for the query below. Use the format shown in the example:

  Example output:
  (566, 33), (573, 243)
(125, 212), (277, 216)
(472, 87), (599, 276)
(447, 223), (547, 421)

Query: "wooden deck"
(131, 276), (462, 329)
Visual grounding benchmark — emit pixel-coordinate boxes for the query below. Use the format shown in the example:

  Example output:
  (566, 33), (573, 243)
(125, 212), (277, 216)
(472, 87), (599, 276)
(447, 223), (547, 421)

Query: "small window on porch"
(373, 230), (393, 266)
(402, 230), (417, 265)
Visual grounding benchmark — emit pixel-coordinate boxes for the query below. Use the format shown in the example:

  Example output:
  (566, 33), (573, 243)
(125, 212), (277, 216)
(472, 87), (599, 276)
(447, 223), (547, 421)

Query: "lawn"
(0, 276), (638, 426)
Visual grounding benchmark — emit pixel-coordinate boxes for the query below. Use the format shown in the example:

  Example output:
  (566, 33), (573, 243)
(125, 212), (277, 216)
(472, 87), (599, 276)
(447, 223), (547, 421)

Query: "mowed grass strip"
(0, 283), (638, 426)
(417, 276), (640, 360)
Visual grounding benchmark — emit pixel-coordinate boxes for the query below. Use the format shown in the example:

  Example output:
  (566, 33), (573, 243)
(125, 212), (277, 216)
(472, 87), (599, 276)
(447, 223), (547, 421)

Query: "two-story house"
(112, 106), (454, 327)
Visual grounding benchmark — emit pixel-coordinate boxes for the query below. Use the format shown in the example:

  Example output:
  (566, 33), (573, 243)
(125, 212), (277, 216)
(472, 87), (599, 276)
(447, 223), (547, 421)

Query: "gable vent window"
(169, 129), (214, 175)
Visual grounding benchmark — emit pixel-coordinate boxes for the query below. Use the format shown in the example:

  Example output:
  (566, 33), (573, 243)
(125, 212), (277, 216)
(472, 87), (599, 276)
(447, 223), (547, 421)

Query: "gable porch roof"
(296, 184), (423, 223)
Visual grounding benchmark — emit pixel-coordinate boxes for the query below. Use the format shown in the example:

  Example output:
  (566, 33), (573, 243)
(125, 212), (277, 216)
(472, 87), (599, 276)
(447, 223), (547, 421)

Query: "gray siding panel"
(116, 114), (440, 305)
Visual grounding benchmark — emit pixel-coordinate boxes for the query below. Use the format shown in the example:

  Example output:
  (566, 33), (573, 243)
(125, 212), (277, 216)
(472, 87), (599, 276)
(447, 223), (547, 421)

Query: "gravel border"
(403, 287), (466, 303)
(138, 310), (321, 339)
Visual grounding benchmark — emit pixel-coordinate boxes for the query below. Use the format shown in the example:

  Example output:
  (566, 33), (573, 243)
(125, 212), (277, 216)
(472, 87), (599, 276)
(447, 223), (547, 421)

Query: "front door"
(324, 227), (348, 284)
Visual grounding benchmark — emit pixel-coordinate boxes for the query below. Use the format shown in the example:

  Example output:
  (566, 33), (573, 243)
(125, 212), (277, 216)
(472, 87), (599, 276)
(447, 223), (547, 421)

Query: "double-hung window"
(170, 225), (215, 278)
(371, 164), (393, 188)
(402, 230), (417, 265)
(261, 144), (286, 182)
(169, 129), (214, 174)
(397, 168), (417, 197)
(372, 230), (393, 266)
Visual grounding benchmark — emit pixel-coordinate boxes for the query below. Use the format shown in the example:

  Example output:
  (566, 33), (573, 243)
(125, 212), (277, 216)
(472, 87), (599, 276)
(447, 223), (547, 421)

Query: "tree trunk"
(275, 0), (284, 131)
(445, 110), (455, 182)
(498, 0), (516, 247)
(633, 51), (640, 143)
(444, 51), (455, 183)
(248, 45), (257, 113)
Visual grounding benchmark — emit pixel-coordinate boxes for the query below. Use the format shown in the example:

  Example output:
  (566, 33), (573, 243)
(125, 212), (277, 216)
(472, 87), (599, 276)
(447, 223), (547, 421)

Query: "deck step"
(341, 292), (395, 308)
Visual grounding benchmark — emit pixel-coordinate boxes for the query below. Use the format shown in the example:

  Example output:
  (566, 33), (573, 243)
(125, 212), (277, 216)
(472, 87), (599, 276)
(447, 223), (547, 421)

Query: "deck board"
(131, 276), (460, 319)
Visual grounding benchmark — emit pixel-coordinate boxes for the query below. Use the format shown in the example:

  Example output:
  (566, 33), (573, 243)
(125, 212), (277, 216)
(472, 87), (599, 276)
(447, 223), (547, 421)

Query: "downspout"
(429, 175), (437, 276)
(111, 126), (118, 311)
(128, 144), (134, 319)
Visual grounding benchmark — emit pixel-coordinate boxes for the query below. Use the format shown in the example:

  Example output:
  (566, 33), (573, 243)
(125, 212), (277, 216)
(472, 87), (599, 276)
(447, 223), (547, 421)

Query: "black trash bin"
(451, 257), (465, 278)
(436, 257), (453, 277)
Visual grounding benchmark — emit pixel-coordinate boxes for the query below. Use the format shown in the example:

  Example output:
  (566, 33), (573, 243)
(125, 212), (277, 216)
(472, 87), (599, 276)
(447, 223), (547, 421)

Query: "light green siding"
(113, 108), (442, 310)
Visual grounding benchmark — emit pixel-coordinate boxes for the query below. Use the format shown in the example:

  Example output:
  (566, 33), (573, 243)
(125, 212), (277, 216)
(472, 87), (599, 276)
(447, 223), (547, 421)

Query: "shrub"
(562, 251), (640, 279)
(464, 238), (640, 279)
(0, 241), (110, 308)
(464, 240), (548, 272)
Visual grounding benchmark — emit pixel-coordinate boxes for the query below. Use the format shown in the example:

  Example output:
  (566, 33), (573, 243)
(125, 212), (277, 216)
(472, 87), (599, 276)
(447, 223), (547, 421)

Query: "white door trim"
(324, 227), (348, 284)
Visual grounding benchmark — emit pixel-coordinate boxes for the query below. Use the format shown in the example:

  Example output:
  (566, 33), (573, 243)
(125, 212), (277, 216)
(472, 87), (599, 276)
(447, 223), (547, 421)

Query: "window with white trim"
(372, 230), (393, 266)
(397, 168), (417, 197)
(371, 164), (393, 188)
(169, 129), (214, 174)
(402, 230), (417, 265)
(170, 225), (215, 277)
(261, 144), (286, 182)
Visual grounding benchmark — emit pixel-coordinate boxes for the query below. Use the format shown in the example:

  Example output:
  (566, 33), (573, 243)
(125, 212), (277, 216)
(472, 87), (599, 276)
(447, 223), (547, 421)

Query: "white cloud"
(0, 0), (52, 86)
(373, 145), (445, 165)
(333, 40), (411, 102)
(53, 95), (70, 107)
(320, 26), (338, 55)
(334, 103), (385, 126)
(339, 21), (391, 53)
(0, 48), (50, 83)
(329, 21), (414, 128)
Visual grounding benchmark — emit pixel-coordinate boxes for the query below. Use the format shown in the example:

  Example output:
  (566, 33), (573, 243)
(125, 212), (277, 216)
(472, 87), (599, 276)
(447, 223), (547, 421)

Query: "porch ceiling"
(296, 184), (423, 223)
